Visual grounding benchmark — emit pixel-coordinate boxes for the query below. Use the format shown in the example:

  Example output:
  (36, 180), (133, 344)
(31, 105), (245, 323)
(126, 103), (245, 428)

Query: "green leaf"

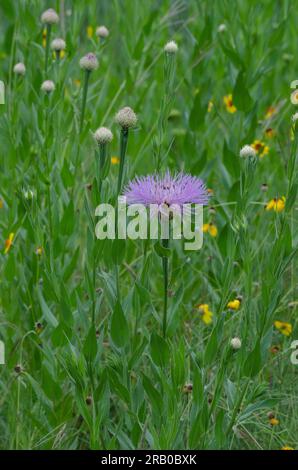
(142, 373), (163, 416)
(83, 325), (97, 361)
(37, 288), (58, 328)
(243, 340), (262, 377)
(110, 301), (129, 348)
(233, 72), (252, 112)
(150, 332), (170, 367)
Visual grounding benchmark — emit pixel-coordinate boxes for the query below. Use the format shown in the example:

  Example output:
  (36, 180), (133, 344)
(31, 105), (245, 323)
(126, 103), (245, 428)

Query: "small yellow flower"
(251, 140), (269, 158)
(195, 303), (213, 325)
(265, 196), (286, 212)
(227, 299), (241, 310)
(74, 79), (81, 87)
(4, 233), (14, 254)
(274, 320), (292, 336)
(0, 199), (3, 209)
(223, 94), (237, 113)
(111, 156), (120, 165)
(42, 28), (47, 48)
(87, 25), (94, 38)
(52, 50), (65, 59)
(202, 222), (218, 237)
(265, 106), (277, 119)
(208, 100), (213, 112)
(269, 417), (279, 426)
(35, 246), (43, 256)
(265, 128), (275, 139)
(281, 446), (294, 450)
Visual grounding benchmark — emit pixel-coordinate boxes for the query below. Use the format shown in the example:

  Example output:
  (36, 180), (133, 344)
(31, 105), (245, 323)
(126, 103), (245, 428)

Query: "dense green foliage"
(0, 0), (297, 450)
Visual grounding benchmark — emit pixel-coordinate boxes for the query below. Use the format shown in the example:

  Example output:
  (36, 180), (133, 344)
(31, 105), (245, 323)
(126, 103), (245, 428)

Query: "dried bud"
(14, 364), (22, 374)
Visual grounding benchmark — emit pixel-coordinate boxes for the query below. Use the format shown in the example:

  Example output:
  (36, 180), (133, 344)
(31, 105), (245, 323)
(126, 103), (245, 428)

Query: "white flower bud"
(164, 40), (178, 54)
(291, 89), (298, 105)
(96, 25), (109, 38)
(218, 24), (227, 32)
(41, 80), (55, 93)
(240, 145), (256, 158)
(51, 38), (66, 52)
(230, 337), (242, 350)
(292, 112), (298, 122)
(13, 62), (26, 76)
(41, 8), (59, 25)
(115, 106), (137, 129)
(79, 52), (99, 71)
(94, 127), (113, 144)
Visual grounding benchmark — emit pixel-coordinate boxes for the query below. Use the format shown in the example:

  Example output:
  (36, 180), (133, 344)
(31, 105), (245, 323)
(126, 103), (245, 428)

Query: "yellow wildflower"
(53, 50), (65, 59)
(274, 320), (292, 336)
(251, 140), (269, 157)
(265, 196), (286, 212)
(4, 233), (14, 254)
(42, 28), (47, 48)
(269, 417), (279, 426)
(227, 299), (241, 310)
(74, 79), (81, 87)
(202, 222), (218, 237)
(265, 106), (277, 119)
(111, 156), (120, 165)
(195, 304), (213, 325)
(281, 446), (294, 450)
(87, 25), (94, 38)
(208, 100), (213, 112)
(223, 94), (237, 113)
(35, 247), (43, 256)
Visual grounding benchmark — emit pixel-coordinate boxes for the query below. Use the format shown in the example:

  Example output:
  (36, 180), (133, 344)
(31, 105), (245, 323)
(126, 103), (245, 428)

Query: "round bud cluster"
(41, 8), (59, 25)
(115, 106), (137, 129)
(96, 25), (109, 38)
(79, 52), (99, 71)
(164, 40), (178, 54)
(51, 38), (66, 52)
(13, 62), (26, 76)
(239, 145), (256, 158)
(41, 80), (55, 93)
(230, 337), (242, 350)
(94, 127), (113, 144)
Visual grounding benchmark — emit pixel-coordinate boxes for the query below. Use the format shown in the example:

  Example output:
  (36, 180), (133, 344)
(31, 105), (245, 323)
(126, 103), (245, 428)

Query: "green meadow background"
(0, 0), (297, 450)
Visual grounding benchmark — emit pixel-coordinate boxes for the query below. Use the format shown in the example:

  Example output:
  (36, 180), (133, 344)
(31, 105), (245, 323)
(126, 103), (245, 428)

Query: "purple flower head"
(123, 171), (209, 211)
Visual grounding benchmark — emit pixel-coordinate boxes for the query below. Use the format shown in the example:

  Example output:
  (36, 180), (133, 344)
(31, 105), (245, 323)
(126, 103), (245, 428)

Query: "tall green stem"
(117, 128), (128, 194)
(79, 70), (90, 133)
(162, 237), (169, 338)
(45, 24), (52, 74)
